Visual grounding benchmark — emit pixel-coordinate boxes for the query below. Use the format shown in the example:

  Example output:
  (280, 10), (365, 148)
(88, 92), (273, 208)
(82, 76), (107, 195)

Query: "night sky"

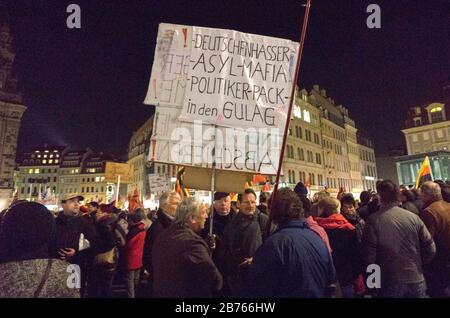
(5, 0), (449, 158)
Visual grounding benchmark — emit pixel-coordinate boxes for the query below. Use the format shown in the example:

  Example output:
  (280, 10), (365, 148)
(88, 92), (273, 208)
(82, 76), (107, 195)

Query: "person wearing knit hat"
(0, 202), (79, 297)
(294, 182), (308, 197)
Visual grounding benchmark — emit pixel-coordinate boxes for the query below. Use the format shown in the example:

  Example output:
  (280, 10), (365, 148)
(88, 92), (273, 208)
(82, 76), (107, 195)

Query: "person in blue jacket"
(247, 188), (337, 298)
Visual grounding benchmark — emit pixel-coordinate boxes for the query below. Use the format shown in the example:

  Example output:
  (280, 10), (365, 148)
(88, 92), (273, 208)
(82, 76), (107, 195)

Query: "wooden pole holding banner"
(115, 175), (121, 208)
(267, 0), (313, 235)
(209, 125), (217, 240)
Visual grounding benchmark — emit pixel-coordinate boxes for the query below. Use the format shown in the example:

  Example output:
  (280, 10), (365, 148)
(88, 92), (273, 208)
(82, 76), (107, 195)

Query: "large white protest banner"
(148, 106), (282, 174)
(145, 23), (298, 177)
(179, 26), (298, 129)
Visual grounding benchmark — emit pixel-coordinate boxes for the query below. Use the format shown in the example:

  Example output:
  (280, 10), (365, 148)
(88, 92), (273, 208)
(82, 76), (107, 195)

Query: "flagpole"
(115, 175), (121, 207)
(268, 0), (313, 234)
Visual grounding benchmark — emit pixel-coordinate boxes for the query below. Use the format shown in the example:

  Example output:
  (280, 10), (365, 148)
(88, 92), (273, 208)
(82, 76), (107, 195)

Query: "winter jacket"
(142, 209), (173, 273)
(247, 219), (336, 298)
(200, 207), (237, 276)
(223, 210), (269, 276)
(342, 211), (366, 243)
(363, 203), (436, 285)
(121, 223), (146, 271)
(420, 199), (450, 267)
(0, 259), (80, 298)
(402, 201), (420, 215)
(305, 216), (332, 253)
(315, 213), (363, 286)
(54, 213), (98, 265)
(152, 223), (223, 298)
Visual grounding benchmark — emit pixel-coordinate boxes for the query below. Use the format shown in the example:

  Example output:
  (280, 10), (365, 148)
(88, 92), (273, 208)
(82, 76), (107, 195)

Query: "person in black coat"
(54, 193), (97, 297)
(152, 198), (222, 298)
(200, 192), (236, 297)
(142, 191), (181, 296)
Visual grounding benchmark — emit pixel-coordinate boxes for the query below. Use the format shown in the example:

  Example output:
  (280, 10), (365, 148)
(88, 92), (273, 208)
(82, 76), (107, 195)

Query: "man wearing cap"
(54, 193), (98, 297)
(201, 192), (236, 243)
(200, 192), (237, 296)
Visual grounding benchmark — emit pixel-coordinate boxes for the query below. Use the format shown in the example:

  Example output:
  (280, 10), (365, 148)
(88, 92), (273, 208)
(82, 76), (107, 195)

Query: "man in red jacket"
(122, 209), (146, 298)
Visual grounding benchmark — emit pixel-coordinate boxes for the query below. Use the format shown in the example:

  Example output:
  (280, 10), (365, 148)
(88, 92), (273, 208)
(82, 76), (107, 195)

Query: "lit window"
(28, 169), (33, 174)
(293, 105), (302, 119)
(55, 160), (59, 164)
(56, 154), (59, 158)
(303, 110), (310, 123)
(430, 106), (442, 113)
(95, 177), (100, 182)
(34, 169), (40, 174)
(50, 154), (53, 158)
(49, 160), (53, 164)
(37, 155), (41, 158)
(44, 155), (47, 158)
(101, 177), (105, 181)
(75, 169), (79, 173)
(42, 160), (47, 164)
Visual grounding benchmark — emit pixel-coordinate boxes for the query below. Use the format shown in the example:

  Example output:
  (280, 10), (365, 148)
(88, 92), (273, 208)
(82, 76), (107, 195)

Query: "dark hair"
(239, 188), (256, 202)
(270, 188), (304, 225)
(376, 180), (399, 204)
(360, 191), (371, 204)
(129, 208), (146, 223)
(400, 189), (415, 202)
(340, 193), (356, 207)
(237, 193), (243, 203)
(299, 196), (312, 217)
(88, 202), (99, 208)
(259, 192), (269, 204)
(214, 192), (230, 201)
(0, 202), (55, 263)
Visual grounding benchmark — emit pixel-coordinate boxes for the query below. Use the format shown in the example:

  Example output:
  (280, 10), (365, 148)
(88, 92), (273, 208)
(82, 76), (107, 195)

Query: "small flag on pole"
(415, 156), (433, 188)
(175, 166), (190, 198)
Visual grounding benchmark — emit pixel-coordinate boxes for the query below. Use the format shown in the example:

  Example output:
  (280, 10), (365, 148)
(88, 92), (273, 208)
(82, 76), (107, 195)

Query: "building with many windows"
(310, 85), (356, 195)
(397, 90), (450, 184)
(402, 97), (450, 155)
(276, 85), (378, 197)
(16, 146), (124, 204)
(357, 130), (378, 190)
(282, 88), (325, 193)
(16, 146), (66, 202)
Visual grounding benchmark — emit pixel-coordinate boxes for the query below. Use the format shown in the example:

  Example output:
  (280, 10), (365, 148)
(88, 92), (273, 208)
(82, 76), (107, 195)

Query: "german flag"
(415, 156), (433, 188)
(175, 166), (190, 198)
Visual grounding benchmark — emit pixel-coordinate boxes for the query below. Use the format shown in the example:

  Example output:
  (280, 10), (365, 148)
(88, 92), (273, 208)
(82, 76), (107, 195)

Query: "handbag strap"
(33, 259), (54, 298)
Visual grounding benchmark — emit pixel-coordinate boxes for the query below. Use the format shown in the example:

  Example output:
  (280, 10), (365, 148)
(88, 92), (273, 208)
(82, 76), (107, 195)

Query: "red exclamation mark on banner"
(153, 79), (157, 98)
(182, 28), (187, 47)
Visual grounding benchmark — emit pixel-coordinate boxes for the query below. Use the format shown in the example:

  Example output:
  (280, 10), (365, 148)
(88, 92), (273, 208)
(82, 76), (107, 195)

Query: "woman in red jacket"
(122, 209), (146, 298)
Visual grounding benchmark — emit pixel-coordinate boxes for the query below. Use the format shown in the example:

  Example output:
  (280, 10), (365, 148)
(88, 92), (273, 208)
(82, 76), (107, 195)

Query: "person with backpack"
(222, 188), (269, 297)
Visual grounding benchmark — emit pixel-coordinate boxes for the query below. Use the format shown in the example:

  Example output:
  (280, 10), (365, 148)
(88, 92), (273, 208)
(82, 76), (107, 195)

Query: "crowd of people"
(0, 179), (449, 298)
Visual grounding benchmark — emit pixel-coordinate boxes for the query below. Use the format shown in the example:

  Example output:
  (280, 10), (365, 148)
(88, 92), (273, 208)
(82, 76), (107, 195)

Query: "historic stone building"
(0, 15), (26, 208)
